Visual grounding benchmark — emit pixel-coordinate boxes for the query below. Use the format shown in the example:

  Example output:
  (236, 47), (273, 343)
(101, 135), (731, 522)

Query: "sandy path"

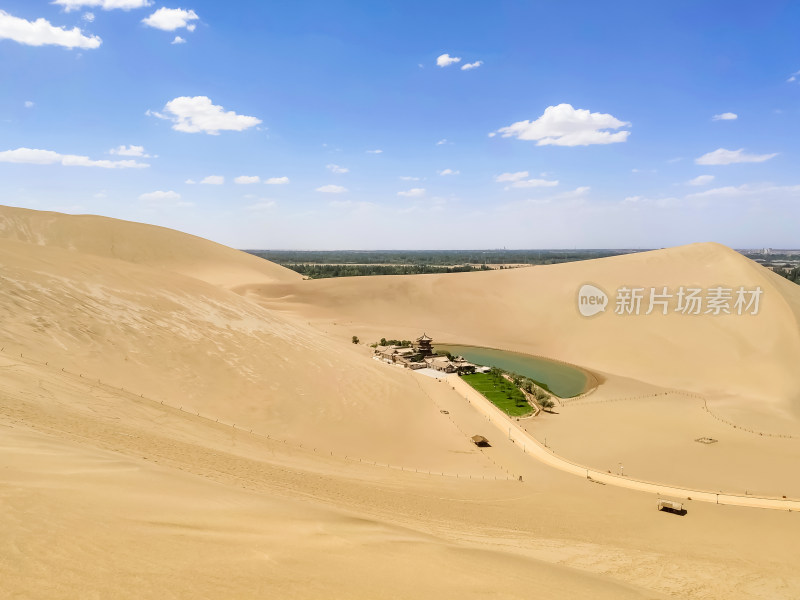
(3, 349), (800, 599)
(444, 374), (800, 511)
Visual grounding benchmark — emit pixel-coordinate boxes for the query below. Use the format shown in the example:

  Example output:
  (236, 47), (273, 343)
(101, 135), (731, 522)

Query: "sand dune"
(243, 239), (800, 495)
(2, 206), (799, 599)
(0, 231), (489, 472)
(247, 242), (800, 424)
(0, 205), (302, 288)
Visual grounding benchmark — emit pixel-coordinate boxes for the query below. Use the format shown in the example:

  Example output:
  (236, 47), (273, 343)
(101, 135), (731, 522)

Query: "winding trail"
(444, 374), (800, 512)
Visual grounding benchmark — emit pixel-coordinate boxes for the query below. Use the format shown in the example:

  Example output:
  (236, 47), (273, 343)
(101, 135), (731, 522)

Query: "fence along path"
(3, 344), (796, 499)
(446, 374), (800, 512)
(0, 345), (512, 482)
(564, 389), (797, 439)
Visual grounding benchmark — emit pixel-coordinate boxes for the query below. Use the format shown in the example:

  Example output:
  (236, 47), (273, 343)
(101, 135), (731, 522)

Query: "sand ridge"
(246, 241), (800, 424)
(0, 204), (302, 288)
(2, 206), (800, 599)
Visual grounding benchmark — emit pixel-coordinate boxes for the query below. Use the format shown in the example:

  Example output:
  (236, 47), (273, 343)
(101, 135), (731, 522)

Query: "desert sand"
(2, 204), (799, 599)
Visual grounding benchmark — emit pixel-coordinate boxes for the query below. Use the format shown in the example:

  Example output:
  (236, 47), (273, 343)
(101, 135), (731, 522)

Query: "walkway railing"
(446, 374), (800, 512)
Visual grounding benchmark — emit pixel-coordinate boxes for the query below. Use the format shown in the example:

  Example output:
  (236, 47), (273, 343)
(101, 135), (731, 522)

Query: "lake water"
(435, 344), (589, 398)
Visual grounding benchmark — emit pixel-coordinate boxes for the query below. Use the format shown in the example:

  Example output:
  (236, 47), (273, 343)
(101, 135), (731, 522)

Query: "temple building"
(373, 333), (477, 375)
(413, 333), (434, 358)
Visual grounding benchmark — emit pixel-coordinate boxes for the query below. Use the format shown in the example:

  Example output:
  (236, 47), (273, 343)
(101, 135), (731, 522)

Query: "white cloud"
(500, 186), (590, 211)
(82, 12), (95, 22)
(493, 103), (630, 146)
(398, 188), (425, 197)
(185, 178), (196, 184)
(316, 184), (347, 194)
(171, 35), (185, 44)
(139, 189), (193, 208)
(139, 190), (180, 201)
(0, 9), (101, 49)
(686, 183), (800, 201)
(149, 96), (262, 135)
(399, 176), (420, 181)
(200, 175), (224, 185)
(687, 174), (715, 186)
(438, 168), (459, 176)
(246, 200), (276, 211)
(234, 175), (260, 184)
(327, 164), (349, 174)
(685, 186), (741, 200)
(506, 178), (559, 189)
(24, 100), (34, 108)
(142, 7), (198, 31)
(622, 195), (680, 209)
(329, 200), (374, 211)
(0, 147), (148, 168)
(366, 149), (383, 154)
(494, 171), (528, 183)
(0, 148), (62, 164)
(562, 186), (591, 198)
(264, 176), (289, 185)
(461, 60), (483, 70)
(712, 112), (738, 121)
(109, 144), (151, 157)
(787, 70), (800, 83)
(695, 148), (778, 165)
(53, 0), (153, 11)
(436, 53), (461, 67)
(436, 138), (447, 145)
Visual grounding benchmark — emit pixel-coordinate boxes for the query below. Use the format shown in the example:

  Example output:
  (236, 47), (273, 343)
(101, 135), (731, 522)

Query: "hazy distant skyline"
(2, 1), (799, 249)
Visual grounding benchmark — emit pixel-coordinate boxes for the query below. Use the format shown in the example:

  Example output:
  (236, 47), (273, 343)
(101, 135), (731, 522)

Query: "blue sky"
(1, 0), (799, 249)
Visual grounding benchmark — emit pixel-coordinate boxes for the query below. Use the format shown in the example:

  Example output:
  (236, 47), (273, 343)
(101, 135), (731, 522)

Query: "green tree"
(352, 336), (360, 344)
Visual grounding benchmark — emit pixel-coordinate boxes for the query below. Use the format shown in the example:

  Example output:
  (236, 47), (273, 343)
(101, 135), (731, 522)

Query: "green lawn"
(461, 372), (533, 417)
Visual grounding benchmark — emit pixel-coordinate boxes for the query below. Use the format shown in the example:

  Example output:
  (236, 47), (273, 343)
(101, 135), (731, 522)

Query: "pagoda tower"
(414, 333), (434, 358)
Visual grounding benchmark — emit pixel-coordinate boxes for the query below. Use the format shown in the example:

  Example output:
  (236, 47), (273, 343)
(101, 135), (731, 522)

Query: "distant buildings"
(374, 333), (478, 374)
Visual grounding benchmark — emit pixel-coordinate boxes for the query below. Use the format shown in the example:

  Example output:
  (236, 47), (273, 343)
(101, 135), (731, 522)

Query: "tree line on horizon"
(276, 263), (489, 278)
(246, 249), (632, 278)
(248, 249), (800, 284)
(247, 249), (630, 266)
(774, 266), (800, 285)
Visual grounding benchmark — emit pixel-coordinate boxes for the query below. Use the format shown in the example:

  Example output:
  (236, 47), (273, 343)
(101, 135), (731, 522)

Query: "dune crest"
(248, 242), (800, 423)
(0, 206), (483, 470)
(0, 205), (302, 288)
